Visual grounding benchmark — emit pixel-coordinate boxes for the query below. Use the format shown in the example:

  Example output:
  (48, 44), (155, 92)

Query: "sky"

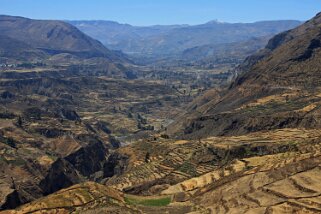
(0, 0), (320, 26)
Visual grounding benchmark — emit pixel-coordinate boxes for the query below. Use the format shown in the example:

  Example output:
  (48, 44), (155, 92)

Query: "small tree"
(16, 116), (23, 128)
(145, 152), (150, 163)
(127, 112), (133, 118)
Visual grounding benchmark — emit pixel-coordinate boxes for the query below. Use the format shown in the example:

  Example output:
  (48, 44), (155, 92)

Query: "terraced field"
(3, 128), (321, 213)
(1, 182), (141, 214)
(105, 139), (218, 193)
(105, 129), (321, 207)
(192, 143), (321, 213)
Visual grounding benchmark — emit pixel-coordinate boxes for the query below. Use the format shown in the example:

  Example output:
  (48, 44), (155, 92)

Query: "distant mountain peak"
(205, 19), (226, 24)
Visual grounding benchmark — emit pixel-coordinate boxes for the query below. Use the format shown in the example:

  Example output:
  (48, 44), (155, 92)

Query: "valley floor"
(0, 64), (231, 212)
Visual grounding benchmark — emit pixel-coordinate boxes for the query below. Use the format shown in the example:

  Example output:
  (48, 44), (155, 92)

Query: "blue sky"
(1, 0), (320, 26)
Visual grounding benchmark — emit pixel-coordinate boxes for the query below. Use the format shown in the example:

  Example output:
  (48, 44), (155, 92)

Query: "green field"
(125, 195), (172, 207)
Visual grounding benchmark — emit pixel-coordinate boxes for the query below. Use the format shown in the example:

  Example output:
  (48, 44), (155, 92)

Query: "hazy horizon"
(0, 0), (320, 26)
(0, 14), (305, 27)
(67, 19), (305, 27)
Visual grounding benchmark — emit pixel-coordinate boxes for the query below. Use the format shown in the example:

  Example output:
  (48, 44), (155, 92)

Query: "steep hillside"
(178, 36), (270, 66)
(167, 12), (321, 139)
(0, 15), (124, 60)
(0, 36), (48, 63)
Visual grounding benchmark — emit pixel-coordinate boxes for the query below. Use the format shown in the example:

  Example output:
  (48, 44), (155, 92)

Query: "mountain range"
(69, 19), (302, 60)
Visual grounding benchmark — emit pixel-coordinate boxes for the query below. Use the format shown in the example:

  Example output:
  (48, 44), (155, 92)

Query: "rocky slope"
(167, 12), (321, 139)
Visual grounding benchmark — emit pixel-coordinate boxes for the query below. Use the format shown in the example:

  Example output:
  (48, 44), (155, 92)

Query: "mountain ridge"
(69, 19), (302, 59)
(166, 12), (321, 139)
